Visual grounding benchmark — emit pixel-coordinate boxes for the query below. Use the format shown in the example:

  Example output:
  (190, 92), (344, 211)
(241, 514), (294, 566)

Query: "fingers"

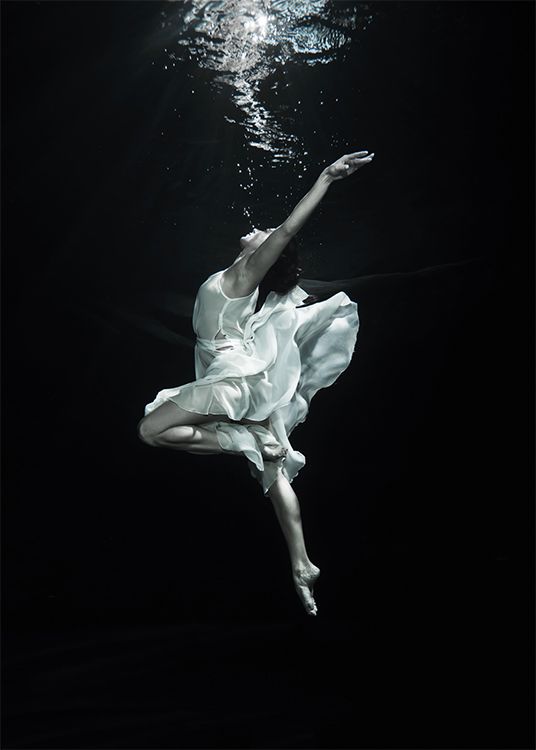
(348, 152), (375, 165)
(346, 150), (375, 161)
(335, 152), (374, 177)
(328, 150), (375, 179)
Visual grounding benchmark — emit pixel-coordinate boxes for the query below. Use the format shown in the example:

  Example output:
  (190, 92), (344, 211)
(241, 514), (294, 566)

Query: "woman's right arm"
(243, 150), (374, 286)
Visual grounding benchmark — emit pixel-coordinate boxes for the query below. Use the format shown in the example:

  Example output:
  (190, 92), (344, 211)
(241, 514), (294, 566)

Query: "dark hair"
(254, 234), (320, 312)
(256, 234), (302, 304)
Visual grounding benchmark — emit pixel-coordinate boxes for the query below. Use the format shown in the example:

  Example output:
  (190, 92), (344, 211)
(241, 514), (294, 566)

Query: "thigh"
(140, 399), (230, 435)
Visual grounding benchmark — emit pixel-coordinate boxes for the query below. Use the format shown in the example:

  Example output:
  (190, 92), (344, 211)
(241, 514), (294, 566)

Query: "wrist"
(318, 168), (334, 186)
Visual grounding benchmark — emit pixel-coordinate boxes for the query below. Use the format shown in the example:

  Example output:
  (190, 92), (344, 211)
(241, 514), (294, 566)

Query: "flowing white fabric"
(144, 269), (360, 495)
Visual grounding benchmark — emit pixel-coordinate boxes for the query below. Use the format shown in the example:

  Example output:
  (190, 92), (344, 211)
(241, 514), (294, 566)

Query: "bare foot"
(260, 442), (288, 461)
(244, 420), (288, 462)
(293, 563), (321, 616)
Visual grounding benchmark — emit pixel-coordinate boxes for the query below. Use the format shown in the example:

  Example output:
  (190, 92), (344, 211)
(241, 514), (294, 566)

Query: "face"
(239, 227), (275, 252)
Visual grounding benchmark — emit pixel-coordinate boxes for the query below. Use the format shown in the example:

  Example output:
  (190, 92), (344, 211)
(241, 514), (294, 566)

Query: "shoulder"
(220, 259), (257, 298)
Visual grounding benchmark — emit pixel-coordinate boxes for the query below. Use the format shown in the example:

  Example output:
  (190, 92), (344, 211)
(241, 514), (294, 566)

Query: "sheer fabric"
(144, 269), (359, 495)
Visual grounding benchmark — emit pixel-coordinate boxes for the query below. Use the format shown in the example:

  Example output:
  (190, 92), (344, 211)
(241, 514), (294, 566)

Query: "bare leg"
(146, 424), (234, 455)
(138, 400), (238, 439)
(267, 473), (320, 616)
(138, 401), (286, 459)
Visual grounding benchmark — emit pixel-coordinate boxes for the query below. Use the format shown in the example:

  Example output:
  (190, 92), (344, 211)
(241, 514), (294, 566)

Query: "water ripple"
(159, 1), (375, 163)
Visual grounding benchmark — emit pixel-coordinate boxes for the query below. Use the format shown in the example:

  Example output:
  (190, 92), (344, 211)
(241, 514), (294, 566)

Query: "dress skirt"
(144, 284), (359, 495)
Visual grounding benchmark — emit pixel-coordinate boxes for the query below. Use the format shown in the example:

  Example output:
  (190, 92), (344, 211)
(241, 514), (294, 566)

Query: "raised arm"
(242, 150), (375, 288)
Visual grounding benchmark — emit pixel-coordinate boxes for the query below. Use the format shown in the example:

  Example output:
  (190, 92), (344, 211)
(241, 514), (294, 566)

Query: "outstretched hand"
(324, 150), (375, 181)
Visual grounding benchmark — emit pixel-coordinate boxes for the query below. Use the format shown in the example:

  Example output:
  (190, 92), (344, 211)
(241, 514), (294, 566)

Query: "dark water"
(3, 1), (534, 747)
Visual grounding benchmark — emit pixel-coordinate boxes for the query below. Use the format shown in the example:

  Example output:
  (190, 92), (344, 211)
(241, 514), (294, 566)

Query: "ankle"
(293, 560), (313, 577)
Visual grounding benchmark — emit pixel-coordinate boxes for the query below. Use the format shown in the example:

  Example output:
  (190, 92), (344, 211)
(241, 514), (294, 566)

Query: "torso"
(192, 267), (259, 346)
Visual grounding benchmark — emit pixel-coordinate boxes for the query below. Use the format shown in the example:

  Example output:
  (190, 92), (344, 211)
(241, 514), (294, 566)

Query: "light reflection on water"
(159, 1), (375, 165)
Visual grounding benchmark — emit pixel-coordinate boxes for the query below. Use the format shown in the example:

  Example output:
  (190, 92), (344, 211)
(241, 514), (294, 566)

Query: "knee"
(137, 417), (157, 447)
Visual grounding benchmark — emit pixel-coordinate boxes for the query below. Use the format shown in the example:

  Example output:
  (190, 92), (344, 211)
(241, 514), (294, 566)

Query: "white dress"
(144, 269), (360, 495)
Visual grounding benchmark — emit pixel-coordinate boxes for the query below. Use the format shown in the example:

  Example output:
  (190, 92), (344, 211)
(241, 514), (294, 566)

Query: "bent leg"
(138, 400), (234, 445)
(138, 400), (276, 442)
(138, 401), (285, 459)
(147, 424), (244, 456)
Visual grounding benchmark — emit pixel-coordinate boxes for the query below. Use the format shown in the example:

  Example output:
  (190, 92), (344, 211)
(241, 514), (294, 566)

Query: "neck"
(234, 247), (256, 264)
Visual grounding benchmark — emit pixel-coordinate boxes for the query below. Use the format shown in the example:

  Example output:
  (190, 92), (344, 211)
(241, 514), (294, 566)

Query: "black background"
(3, 1), (534, 748)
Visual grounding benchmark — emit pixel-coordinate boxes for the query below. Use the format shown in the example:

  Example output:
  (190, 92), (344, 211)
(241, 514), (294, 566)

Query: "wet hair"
(258, 235), (302, 294)
(254, 234), (319, 312)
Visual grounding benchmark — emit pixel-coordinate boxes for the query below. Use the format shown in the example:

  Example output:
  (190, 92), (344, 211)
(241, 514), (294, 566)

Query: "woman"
(137, 150), (375, 616)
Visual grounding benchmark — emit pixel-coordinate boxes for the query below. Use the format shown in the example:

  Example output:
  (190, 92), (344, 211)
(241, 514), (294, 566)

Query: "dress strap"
(217, 270), (259, 301)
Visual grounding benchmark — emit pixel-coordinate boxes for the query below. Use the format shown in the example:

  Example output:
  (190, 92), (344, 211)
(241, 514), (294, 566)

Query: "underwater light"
(158, 1), (376, 162)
